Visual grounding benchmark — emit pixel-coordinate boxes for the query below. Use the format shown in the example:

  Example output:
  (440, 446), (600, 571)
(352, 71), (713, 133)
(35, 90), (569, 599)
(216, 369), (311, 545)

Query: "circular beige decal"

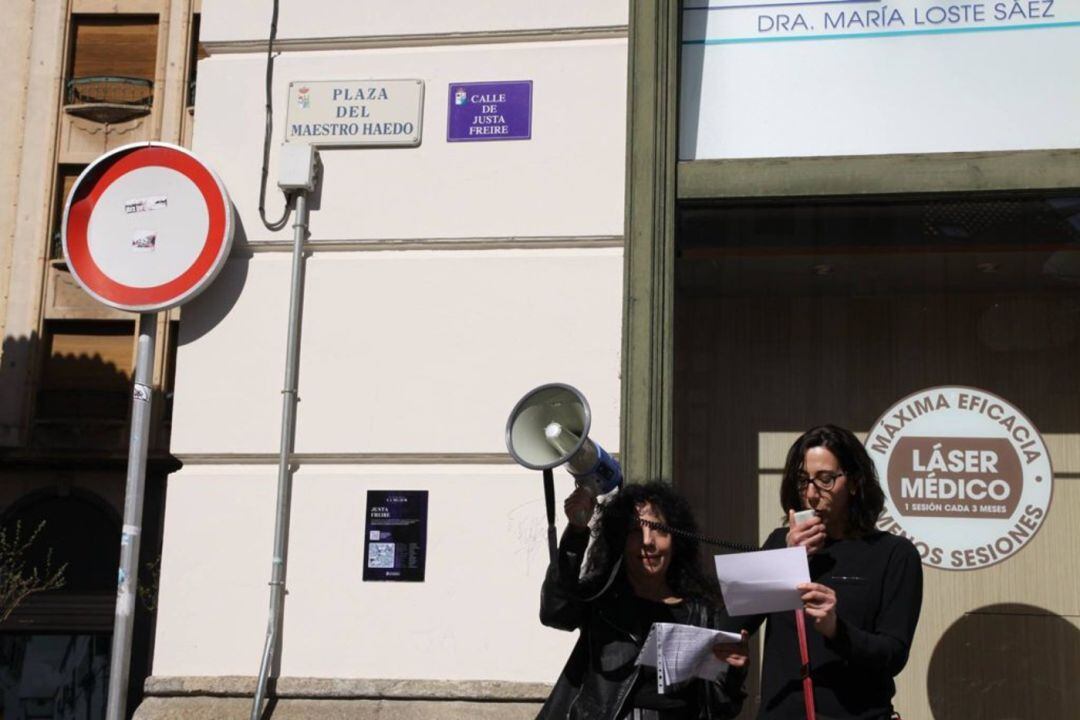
(868, 386), (1053, 571)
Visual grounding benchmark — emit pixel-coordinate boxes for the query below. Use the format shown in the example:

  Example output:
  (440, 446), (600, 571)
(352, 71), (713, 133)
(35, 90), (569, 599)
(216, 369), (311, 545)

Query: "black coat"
(735, 529), (922, 720)
(536, 528), (746, 720)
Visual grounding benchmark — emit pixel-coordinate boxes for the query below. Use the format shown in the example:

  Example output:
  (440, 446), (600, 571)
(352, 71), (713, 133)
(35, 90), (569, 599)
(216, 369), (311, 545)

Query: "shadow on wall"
(679, 15), (705, 160)
(0, 333), (39, 446)
(35, 329), (135, 450)
(1, 332), (139, 450)
(177, 205), (249, 345)
(927, 603), (1080, 719)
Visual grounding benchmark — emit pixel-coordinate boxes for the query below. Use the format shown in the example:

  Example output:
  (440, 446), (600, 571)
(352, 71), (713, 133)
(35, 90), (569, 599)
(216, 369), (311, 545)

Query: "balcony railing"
(66, 75), (153, 105)
(64, 76), (153, 123)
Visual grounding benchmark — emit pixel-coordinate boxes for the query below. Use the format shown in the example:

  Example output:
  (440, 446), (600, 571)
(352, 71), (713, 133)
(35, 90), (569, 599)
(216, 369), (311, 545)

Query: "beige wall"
(155, 464), (582, 680)
(0, 0), (36, 344)
(155, 0), (630, 689)
(172, 249), (622, 457)
(201, 0), (627, 44)
(162, 247), (624, 678)
(0, 0), (67, 447)
(192, 40), (627, 244)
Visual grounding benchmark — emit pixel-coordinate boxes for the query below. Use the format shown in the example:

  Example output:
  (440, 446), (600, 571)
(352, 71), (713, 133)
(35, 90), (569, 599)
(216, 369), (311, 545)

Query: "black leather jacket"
(537, 528), (746, 720)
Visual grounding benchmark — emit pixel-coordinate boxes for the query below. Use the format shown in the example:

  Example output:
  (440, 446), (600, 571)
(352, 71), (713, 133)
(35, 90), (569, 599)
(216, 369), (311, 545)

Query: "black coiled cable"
(638, 518), (757, 554)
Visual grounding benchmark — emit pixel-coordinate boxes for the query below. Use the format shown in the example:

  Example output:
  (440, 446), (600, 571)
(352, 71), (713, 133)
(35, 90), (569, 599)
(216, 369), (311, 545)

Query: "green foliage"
(138, 555), (161, 612)
(0, 520), (67, 624)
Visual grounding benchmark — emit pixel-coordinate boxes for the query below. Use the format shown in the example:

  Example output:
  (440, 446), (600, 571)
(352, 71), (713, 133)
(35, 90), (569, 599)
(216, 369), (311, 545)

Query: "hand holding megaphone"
(564, 486), (596, 530)
(506, 383), (623, 560)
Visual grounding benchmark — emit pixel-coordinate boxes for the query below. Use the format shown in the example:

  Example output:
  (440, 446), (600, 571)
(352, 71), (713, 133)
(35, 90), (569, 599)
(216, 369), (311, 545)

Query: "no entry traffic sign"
(63, 142), (233, 312)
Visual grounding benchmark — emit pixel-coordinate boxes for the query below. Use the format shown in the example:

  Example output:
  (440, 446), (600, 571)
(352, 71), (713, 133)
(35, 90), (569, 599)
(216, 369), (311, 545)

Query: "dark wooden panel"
(0, 593), (115, 633)
(42, 321), (135, 390)
(71, 16), (158, 80)
(676, 289), (1080, 540)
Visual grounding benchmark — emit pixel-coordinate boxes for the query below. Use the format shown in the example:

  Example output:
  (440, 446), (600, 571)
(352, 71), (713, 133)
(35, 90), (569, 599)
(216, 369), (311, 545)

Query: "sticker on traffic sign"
(63, 142), (233, 312)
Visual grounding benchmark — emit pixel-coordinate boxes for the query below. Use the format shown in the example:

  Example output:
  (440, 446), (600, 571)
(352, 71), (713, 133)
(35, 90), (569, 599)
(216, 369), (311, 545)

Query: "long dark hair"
(581, 481), (721, 603)
(780, 424), (884, 537)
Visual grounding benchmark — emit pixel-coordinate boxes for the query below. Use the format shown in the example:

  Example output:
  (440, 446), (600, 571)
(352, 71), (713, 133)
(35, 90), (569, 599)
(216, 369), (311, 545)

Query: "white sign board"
(286, 79), (424, 147)
(680, 2), (1080, 159)
(868, 386), (1053, 571)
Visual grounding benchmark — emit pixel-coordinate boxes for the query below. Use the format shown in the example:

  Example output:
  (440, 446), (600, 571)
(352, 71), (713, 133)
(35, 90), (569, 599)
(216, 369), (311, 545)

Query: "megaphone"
(506, 383), (623, 562)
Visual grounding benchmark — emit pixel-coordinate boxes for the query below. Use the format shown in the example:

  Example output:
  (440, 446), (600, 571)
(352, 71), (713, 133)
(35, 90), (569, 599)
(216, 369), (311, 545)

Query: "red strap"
(795, 609), (816, 720)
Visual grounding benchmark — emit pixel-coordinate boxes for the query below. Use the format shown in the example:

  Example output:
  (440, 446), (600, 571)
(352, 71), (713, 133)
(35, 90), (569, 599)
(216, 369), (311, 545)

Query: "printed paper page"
(714, 546), (810, 616)
(636, 622), (743, 692)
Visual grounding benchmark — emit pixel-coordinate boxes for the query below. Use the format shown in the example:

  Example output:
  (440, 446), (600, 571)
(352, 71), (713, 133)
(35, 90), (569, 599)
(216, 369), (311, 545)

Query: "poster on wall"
(868, 386), (1053, 571)
(363, 490), (428, 581)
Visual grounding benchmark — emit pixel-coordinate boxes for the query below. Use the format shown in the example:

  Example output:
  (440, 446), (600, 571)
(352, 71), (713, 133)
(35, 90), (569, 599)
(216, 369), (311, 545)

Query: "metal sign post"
(249, 78), (426, 720)
(62, 142), (233, 720)
(251, 189), (311, 719)
(105, 312), (156, 720)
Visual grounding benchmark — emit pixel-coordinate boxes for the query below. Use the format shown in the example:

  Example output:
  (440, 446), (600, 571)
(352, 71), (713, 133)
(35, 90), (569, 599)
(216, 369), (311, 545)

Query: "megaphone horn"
(506, 384), (623, 562)
(506, 383), (622, 495)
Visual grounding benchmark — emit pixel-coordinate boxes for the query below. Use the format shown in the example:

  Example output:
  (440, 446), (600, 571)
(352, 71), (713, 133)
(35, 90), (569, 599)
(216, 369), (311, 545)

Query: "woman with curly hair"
(537, 481), (748, 720)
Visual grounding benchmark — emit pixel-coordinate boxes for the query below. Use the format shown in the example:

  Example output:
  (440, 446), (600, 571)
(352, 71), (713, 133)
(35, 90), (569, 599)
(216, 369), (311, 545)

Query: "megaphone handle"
(543, 467), (557, 564)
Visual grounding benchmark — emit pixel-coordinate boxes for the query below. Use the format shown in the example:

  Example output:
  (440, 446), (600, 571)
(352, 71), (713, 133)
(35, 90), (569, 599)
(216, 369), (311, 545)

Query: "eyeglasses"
(795, 470), (844, 492)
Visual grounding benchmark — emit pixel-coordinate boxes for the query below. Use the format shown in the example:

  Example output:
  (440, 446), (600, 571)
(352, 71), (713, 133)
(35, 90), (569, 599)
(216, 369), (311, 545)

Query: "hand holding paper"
(712, 629), (749, 667)
(636, 623), (744, 693)
(713, 546), (811, 616)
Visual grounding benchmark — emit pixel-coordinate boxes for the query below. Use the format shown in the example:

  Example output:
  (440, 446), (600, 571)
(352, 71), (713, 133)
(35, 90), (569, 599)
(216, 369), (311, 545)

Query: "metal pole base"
(105, 312), (157, 720)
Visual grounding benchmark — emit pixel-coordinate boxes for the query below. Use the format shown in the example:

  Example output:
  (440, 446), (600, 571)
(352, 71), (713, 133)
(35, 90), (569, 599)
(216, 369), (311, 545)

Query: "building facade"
(0, 0), (201, 716)
(140, 1), (628, 718)
(142, 2), (1080, 719)
(4, 1), (1079, 719)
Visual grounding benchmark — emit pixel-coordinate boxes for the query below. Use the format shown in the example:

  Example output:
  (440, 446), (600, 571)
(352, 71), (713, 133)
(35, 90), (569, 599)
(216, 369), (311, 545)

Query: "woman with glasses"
(737, 424), (923, 720)
(537, 481), (749, 720)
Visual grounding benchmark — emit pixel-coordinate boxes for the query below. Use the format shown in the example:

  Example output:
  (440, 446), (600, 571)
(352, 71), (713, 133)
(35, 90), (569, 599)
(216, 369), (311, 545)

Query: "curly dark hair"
(581, 481), (721, 603)
(779, 424), (885, 537)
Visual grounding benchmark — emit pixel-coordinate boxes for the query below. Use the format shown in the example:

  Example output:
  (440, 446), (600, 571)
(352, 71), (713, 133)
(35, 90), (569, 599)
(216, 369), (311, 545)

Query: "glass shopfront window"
(674, 192), (1080, 718)
(0, 634), (110, 720)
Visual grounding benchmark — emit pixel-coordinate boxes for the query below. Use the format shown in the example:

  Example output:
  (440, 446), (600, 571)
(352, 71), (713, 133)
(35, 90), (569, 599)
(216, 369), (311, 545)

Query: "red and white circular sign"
(63, 142), (233, 312)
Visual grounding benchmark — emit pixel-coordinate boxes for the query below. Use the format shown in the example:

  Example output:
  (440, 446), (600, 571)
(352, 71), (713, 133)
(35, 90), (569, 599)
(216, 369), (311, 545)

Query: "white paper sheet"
(714, 546), (811, 616)
(635, 622), (743, 693)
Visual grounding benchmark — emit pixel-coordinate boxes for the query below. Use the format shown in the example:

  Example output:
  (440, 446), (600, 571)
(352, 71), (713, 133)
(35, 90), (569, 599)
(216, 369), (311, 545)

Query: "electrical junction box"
(277, 143), (318, 191)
